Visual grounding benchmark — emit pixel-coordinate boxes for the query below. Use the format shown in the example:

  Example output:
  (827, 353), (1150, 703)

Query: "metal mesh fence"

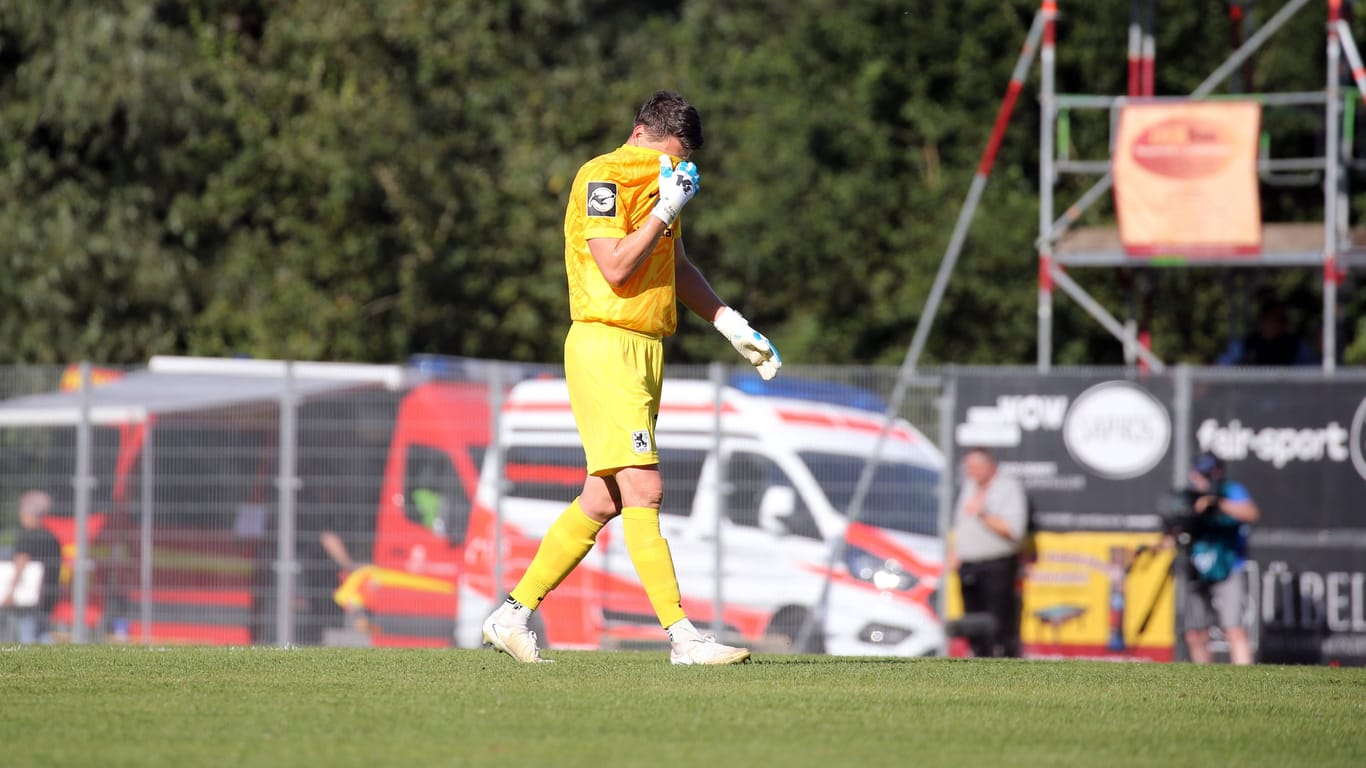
(0, 358), (947, 655)
(6, 357), (1359, 663)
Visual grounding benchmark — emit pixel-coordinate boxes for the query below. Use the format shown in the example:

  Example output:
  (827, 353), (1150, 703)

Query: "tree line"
(2, 0), (1361, 367)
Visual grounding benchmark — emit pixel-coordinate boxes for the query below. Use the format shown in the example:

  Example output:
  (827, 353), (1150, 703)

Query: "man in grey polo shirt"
(948, 447), (1029, 658)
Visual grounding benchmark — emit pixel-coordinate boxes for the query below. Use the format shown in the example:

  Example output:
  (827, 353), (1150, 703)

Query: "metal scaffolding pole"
(1141, 0), (1156, 97)
(1039, 0), (1058, 371)
(1128, 0), (1142, 97)
(1050, 263), (1166, 371)
(1325, 3), (1346, 374)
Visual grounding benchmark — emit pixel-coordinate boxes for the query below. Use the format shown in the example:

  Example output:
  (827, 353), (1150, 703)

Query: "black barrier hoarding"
(1189, 377), (1366, 666)
(952, 373), (1174, 531)
(1189, 379), (1366, 531)
(1249, 544), (1366, 666)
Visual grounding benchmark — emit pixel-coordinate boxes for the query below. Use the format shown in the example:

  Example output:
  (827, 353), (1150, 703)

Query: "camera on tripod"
(1157, 487), (1221, 545)
(1158, 451), (1228, 544)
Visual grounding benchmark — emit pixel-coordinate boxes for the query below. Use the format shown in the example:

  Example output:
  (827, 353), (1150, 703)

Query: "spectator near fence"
(294, 459), (375, 645)
(948, 447), (1029, 658)
(1, 490), (64, 644)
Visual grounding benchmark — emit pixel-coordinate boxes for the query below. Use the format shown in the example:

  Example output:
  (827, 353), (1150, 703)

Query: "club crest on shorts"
(631, 430), (653, 454)
(587, 182), (617, 217)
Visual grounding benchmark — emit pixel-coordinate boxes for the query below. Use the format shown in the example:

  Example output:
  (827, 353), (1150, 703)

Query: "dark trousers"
(959, 555), (1022, 658)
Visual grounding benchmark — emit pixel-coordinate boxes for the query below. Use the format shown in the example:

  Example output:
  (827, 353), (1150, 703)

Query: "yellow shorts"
(564, 321), (664, 475)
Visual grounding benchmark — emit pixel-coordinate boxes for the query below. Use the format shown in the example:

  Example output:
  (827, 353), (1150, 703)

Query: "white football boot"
(670, 634), (751, 666)
(482, 601), (553, 664)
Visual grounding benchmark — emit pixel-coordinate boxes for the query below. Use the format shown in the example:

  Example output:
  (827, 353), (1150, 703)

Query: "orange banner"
(1113, 101), (1262, 257)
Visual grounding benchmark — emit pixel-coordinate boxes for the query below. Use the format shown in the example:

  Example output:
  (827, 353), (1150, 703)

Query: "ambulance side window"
(403, 445), (469, 544)
(503, 446), (586, 504)
(724, 452), (820, 540)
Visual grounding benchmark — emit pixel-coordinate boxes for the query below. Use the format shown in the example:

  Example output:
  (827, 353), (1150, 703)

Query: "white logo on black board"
(955, 394), (1068, 447)
(1062, 381), (1170, 479)
(1350, 397), (1366, 482)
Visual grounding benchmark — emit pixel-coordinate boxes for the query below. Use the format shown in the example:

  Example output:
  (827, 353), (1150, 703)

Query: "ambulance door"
(677, 449), (826, 614)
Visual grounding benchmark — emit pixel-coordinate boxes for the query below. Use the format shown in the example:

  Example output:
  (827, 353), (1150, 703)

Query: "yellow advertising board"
(1113, 101), (1262, 257)
(944, 531), (1174, 661)
(1022, 531), (1174, 661)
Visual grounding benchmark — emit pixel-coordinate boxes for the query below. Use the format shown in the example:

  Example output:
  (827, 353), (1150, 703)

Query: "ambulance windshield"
(800, 452), (939, 536)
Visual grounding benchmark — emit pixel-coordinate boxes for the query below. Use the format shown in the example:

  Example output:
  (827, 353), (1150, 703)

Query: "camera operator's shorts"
(1182, 569), (1247, 631)
(564, 321), (663, 475)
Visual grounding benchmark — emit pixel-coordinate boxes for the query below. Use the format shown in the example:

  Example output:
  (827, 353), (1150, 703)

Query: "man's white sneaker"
(482, 612), (553, 663)
(670, 634), (751, 666)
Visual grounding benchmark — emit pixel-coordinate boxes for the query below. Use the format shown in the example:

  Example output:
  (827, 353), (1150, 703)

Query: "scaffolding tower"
(1041, 0), (1365, 374)
(805, 1), (1366, 650)
(904, 0), (1365, 376)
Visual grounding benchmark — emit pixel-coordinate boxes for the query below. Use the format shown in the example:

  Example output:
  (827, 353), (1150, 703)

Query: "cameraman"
(1162, 452), (1260, 665)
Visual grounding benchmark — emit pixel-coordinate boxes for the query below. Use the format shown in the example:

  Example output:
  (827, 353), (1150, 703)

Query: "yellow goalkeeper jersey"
(564, 143), (682, 338)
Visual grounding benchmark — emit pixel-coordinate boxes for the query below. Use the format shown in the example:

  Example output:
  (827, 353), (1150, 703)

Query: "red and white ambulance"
(1, 358), (946, 655)
(451, 377), (947, 657)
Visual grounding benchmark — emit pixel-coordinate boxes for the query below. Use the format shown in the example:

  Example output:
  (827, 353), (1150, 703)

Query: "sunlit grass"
(1, 646), (1362, 768)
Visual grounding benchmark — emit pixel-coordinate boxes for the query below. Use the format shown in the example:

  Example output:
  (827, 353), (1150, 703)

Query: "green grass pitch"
(1, 646), (1363, 767)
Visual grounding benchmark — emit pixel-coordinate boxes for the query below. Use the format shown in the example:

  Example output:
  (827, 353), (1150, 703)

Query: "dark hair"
(634, 90), (704, 152)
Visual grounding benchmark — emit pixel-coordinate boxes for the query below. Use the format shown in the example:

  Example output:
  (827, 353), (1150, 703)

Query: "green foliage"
(0, 0), (1362, 366)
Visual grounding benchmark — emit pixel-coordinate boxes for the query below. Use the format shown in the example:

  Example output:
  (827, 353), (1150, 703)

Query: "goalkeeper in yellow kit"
(482, 91), (781, 664)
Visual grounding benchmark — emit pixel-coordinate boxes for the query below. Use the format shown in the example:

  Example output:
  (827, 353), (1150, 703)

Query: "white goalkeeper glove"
(714, 307), (782, 380)
(651, 154), (700, 225)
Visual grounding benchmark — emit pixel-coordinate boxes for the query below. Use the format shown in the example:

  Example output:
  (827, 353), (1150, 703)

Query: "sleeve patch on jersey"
(587, 182), (618, 217)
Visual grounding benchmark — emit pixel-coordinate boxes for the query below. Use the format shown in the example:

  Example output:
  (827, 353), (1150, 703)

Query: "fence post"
(488, 362), (506, 611)
(1170, 363), (1192, 662)
(936, 370), (958, 642)
(1170, 364), (1192, 489)
(274, 362), (299, 647)
(72, 362), (94, 644)
(139, 422), (154, 644)
(708, 362), (727, 637)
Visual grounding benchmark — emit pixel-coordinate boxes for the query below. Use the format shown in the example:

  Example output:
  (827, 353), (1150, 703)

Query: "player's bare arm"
(674, 237), (726, 323)
(587, 222), (670, 287)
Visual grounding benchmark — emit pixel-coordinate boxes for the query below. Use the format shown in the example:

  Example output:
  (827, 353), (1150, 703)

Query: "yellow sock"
(622, 506), (686, 628)
(509, 499), (604, 610)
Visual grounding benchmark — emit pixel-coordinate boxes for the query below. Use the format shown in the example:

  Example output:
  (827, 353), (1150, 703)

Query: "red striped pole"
(902, 9), (1047, 375)
(978, 17), (1045, 176)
